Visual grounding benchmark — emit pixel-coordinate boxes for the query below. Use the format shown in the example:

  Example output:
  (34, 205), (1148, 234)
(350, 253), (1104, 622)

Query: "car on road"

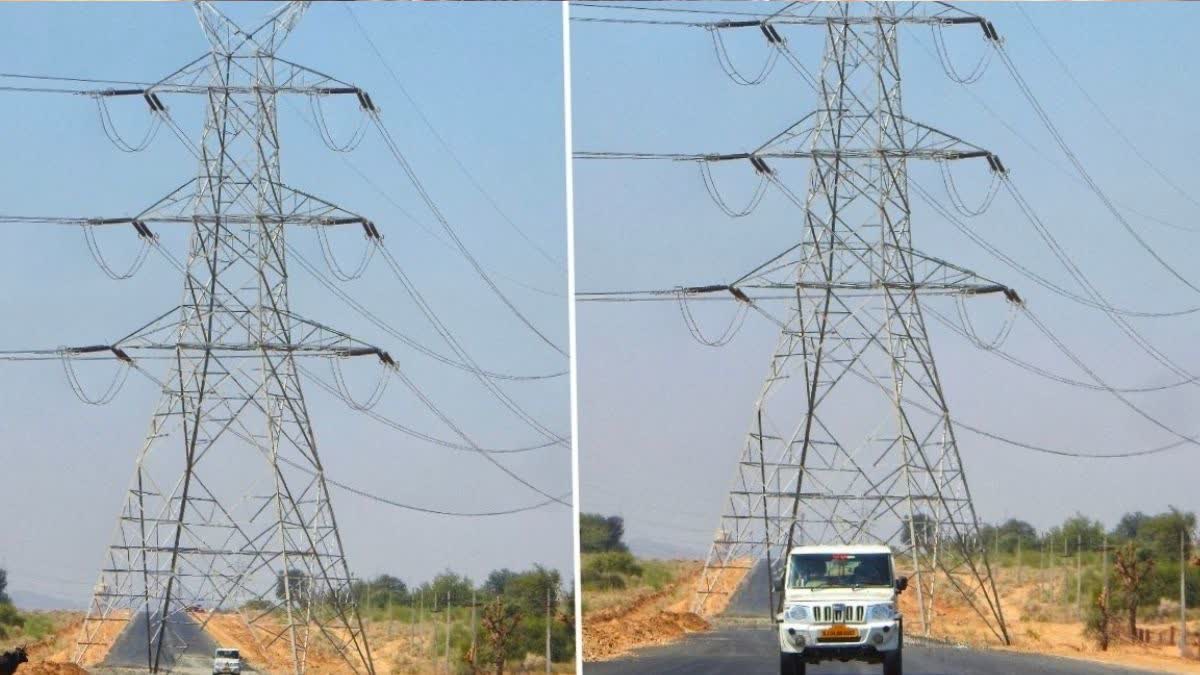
(777, 544), (906, 675)
(212, 647), (242, 674)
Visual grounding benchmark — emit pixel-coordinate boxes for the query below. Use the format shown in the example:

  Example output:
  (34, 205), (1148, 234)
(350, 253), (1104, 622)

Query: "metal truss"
(686, 2), (1014, 645)
(72, 3), (380, 672)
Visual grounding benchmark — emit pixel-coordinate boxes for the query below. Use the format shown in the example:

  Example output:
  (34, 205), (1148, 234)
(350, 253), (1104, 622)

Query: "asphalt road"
(586, 624), (1163, 675)
(101, 609), (216, 671)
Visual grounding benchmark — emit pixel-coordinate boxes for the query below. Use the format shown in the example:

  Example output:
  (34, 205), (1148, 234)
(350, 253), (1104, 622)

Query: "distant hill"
(10, 588), (83, 611)
(627, 536), (706, 561)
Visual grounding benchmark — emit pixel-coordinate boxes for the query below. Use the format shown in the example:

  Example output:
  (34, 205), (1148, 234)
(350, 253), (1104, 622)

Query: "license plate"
(820, 624), (859, 639)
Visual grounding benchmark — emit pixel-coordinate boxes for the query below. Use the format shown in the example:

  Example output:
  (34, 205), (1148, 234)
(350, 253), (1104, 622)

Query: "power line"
(343, 5), (567, 271)
(278, 455), (567, 517)
(367, 113), (569, 358)
(992, 39), (1200, 296)
(905, 32), (1200, 236)
(1013, 4), (1200, 213)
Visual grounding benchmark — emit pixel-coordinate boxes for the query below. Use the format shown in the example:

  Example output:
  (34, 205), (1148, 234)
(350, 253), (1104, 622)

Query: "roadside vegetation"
(963, 509), (1198, 654)
(579, 513), (690, 614)
(0, 570), (57, 645)
(343, 565), (575, 673)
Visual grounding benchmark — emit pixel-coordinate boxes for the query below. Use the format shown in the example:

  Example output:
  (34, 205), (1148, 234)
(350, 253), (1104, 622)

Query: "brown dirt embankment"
(582, 559), (750, 662)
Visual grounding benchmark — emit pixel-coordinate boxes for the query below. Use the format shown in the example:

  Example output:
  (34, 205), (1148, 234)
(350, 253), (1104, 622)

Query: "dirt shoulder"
(898, 567), (1200, 675)
(581, 558), (750, 662)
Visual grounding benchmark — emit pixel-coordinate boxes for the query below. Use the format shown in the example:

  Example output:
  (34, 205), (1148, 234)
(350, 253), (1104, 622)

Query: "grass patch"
(580, 555), (696, 616)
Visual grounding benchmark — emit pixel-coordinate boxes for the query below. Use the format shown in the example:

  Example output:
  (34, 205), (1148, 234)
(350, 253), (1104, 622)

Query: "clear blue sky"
(572, 2), (1200, 557)
(0, 2), (571, 606)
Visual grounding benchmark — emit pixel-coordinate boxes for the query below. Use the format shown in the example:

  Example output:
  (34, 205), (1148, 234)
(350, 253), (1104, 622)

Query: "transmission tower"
(65, 3), (387, 672)
(575, 2), (1017, 642)
(676, 3), (1015, 644)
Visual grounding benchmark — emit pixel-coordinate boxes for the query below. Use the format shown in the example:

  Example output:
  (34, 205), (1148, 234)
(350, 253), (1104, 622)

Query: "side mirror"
(895, 576), (909, 593)
(773, 578), (784, 593)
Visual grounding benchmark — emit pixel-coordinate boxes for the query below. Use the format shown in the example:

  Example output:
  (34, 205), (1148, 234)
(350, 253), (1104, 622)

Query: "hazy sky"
(0, 2), (571, 605)
(572, 2), (1200, 558)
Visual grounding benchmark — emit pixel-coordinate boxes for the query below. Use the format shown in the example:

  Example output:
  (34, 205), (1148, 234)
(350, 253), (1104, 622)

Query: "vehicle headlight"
(866, 603), (896, 621)
(784, 604), (811, 622)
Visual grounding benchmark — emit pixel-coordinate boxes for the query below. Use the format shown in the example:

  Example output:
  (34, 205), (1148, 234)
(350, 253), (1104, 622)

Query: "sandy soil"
(897, 567), (1200, 674)
(12, 658), (87, 667)
(582, 559), (750, 662)
(6, 610), (126, 673)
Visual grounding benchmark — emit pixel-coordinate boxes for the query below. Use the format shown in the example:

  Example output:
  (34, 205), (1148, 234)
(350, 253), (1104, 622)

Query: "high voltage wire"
(904, 33), (1200, 236)
(298, 362), (559, 454)
(342, 4), (566, 271)
(739, 297), (1196, 460)
(910, 182), (1200, 318)
(1013, 4), (1200, 213)
(281, 94), (564, 298)
(991, 41), (1200, 296)
(367, 113), (569, 358)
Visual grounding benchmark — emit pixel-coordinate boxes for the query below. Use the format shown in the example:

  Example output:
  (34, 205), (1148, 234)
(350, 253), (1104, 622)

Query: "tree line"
(289, 564), (576, 671)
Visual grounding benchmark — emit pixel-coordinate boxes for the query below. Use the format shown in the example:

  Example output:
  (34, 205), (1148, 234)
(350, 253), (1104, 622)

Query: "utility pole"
(444, 591), (451, 674)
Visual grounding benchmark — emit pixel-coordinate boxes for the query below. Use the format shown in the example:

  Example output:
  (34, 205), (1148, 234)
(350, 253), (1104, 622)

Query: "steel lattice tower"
(72, 3), (386, 672)
(689, 3), (1014, 644)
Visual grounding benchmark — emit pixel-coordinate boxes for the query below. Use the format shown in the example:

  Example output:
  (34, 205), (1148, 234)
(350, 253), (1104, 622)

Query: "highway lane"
(586, 624), (1162, 675)
(100, 609), (217, 672)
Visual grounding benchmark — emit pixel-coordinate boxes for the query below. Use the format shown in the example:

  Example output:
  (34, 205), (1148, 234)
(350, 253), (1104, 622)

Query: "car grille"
(811, 604), (865, 624)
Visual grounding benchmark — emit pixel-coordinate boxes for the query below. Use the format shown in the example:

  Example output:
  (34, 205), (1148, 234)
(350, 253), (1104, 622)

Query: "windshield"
(788, 552), (892, 589)
(216, 649), (239, 659)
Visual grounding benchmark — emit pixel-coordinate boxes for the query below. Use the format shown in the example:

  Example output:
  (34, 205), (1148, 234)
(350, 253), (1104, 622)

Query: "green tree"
(1113, 543), (1155, 637)
(900, 513), (936, 552)
(504, 566), (561, 615)
(352, 574), (409, 609)
(0, 568), (9, 605)
(1135, 508), (1195, 559)
(1113, 512), (1150, 542)
(275, 569), (311, 605)
(477, 597), (522, 675)
(994, 518), (1039, 554)
(483, 569), (519, 597)
(1045, 513), (1105, 553)
(427, 570), (474, 606)
(579, 513), (627, 553)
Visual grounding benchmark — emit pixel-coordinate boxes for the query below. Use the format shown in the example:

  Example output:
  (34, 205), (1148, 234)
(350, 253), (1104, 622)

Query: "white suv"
(212, 647), (242, 674)
(777, 544), (906, 675)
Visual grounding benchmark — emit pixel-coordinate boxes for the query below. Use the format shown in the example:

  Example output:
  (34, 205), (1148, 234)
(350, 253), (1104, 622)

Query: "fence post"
(1076, 533), (1083, 620)
(546, 586), (553, 674)
(471, 589), (477, 662)
(1017, 537), (1023, 585)
(1182, 530), (1190, 658)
